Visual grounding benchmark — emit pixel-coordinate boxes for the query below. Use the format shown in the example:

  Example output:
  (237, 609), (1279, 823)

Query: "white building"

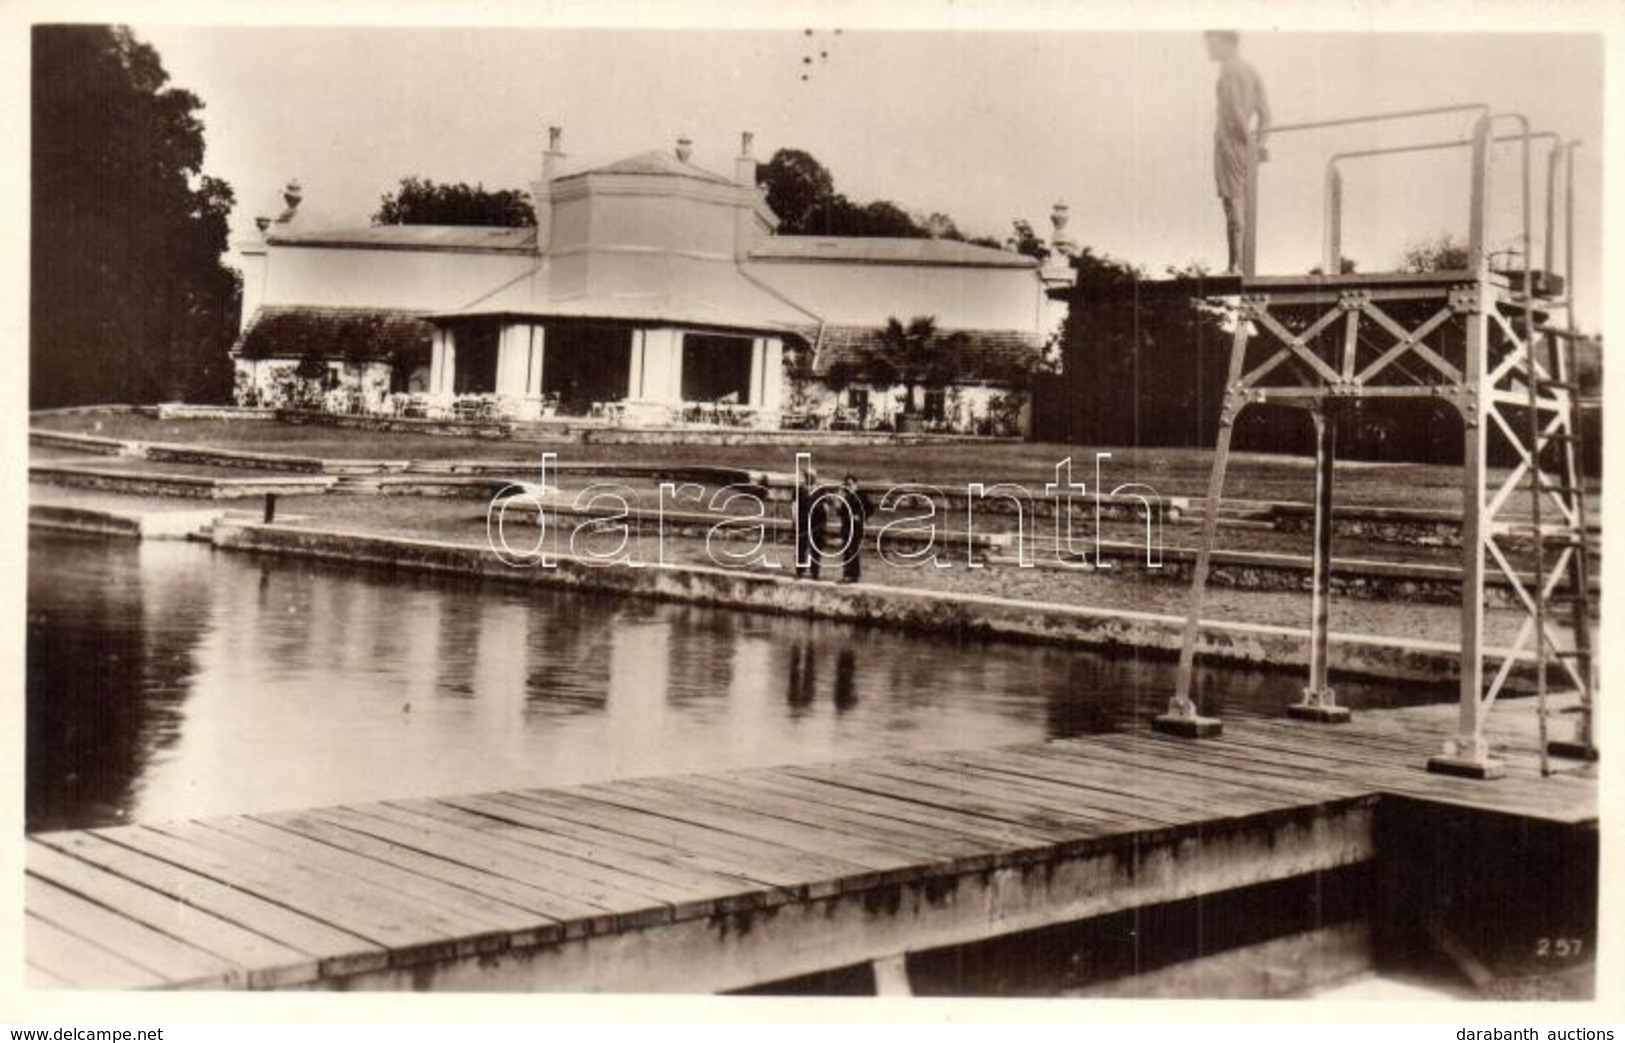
(234, 130), (1074, 434)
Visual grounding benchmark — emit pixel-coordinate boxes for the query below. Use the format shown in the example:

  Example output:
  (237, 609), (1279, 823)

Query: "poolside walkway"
(25, 698), (1595, 993)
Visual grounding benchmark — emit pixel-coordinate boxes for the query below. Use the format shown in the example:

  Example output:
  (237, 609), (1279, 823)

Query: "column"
(494, 324), (530, 401)
(525, 325), (547, 418)
(628, 328), (682, 424)
(749, 338), (766, 405)
(429, 327), (457, 396)
(627, 329), (647, 400)
(760, 337), (784, 413)
(429, 328), (445, 393)
(641, 328), (682, 403)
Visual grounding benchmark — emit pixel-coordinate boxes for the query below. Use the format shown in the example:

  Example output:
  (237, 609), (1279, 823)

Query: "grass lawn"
(34, 411), (1494, 510)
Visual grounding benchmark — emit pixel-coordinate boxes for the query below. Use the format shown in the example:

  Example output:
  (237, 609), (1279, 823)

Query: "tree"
(1400, 233), (1470, 273)
(869, 316), (967, 415)
(32, 25), (242, 406)
(1049, 249), (1235, 447)
(373, 177), (536, 227)
(758, 149), (836, 235)
(1007, 219), (1051, 262)
(758, 147), (966, 240)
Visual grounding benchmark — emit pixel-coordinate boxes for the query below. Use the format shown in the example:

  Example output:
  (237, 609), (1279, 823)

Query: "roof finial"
(676, 136), (694, 163)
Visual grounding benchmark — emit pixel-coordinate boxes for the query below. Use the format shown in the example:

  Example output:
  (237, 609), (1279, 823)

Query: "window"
(847, 387), (869, 420)
(923, 388), (947, 421)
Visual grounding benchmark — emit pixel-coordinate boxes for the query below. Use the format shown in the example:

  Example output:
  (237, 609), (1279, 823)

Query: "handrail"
(1243, 103), (1491, 273)
(1321, 131), (1560, 275)
(1263, 103), (1491, 138)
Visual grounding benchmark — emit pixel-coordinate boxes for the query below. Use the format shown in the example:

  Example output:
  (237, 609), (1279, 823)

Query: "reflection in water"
(26, 530), (1449, 832)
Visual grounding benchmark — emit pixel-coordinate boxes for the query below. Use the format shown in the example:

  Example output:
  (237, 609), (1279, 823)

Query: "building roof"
(234, 305), (435, 361)
(267, 225), (538, 252)
(559, 150), (737, 186)
(803, 325), (1045, 385)
(435, 260), (819, 334)
(751, 236), (1037, 269)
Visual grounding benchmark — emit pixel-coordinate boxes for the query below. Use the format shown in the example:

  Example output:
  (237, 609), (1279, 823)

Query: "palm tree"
(873, 315), (965, 416)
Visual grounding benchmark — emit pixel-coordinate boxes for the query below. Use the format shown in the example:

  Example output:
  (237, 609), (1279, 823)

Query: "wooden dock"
(24, 700), (1596, 994)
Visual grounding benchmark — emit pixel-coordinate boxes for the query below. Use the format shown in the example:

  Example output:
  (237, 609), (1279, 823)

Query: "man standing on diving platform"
(1207, 30), (1271, 273)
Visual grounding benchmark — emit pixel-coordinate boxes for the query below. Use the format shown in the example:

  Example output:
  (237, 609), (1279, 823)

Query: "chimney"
(543, 125), (564, 182)
(531, 124), (565, 253)
(675, 136), (694, 163)
(735, 131), (757, 187)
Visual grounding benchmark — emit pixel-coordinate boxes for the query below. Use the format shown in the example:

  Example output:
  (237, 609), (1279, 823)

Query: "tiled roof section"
(268, 225), (538, 252)
(801, 325), (1044, 385)
(563, 150), (737, 186)
(235, 306), (434, 361)
(751, 236), (1037, 268)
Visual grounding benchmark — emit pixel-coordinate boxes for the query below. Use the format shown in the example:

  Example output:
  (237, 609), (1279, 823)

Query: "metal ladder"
(1507, 138), (1596, 774)
(1520, 315), (1597, 772)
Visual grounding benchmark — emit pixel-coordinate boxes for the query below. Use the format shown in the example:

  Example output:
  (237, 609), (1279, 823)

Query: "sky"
(136, 25), (1605, 326)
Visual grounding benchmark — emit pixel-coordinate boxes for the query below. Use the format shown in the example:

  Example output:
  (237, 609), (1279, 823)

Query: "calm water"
(26, 530), (1445, 832)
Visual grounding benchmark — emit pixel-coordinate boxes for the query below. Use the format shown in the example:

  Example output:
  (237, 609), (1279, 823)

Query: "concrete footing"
(1152, 714), (1224, 738)
(1546, 740), (1599, 762)
(1288, 703), (1353, 724)
(1426, 755), (1507, 780)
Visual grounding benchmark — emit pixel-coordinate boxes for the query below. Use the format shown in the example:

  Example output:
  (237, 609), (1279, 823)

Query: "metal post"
(1466, 117), (1491, 273)
(1323, 165), (1344, 275)
(1429, 286), (1504, 779)
(1290, 405), (1351, 722)
(1544, 146), (1558, 277)
(1158, 313), (1254, 739)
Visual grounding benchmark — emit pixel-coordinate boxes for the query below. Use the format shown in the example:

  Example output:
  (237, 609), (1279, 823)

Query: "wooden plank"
(499, 788), (874, 897)
(1077, 735), (1378, 802)
(569, 781), (898, 883)
(1004, 740), (1363, 807)
(303, 804), (682, 925)
(719, 769), (1061, 851)
(1199, 727), (1593, 822)
(193, 816), (555, 941)
(102, 824), (476, 962)
(596, 777), (939, 877)
(389, 796), (773, 912)
(25, 875), (240, 988)
(778, 762), (1117, 839)
(257, 808), (601, 936)
(432, 792), (806, 902)
(934, 747), (1294, 822)
(935, 749), (1299, 823)
(652, 773), (1004, 865)
(32, 831), (383, 976)
(26, 840), (317, 989)
(26, 913), (166, 990)
(832, 755), (1192, 828)
(706, 769), (1041, 857)
(873, 754), (1198, 827)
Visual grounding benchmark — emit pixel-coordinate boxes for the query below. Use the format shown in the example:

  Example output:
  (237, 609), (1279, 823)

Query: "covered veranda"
(417, 316), (791, 427)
